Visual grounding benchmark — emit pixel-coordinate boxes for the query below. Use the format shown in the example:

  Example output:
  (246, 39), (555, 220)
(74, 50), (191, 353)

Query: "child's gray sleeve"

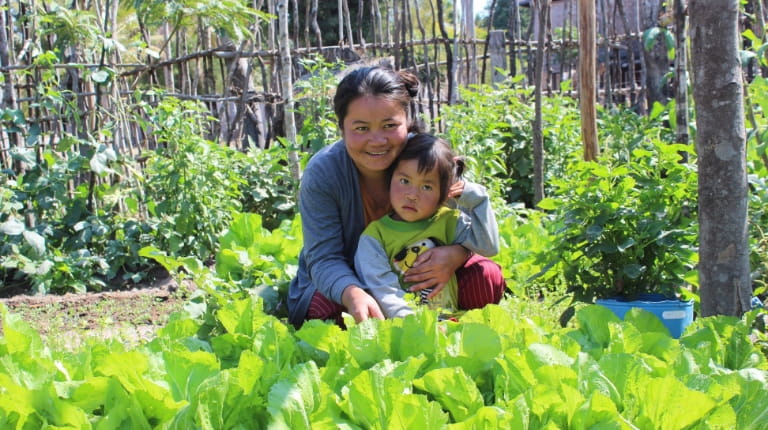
(452, 181), (500, 256)
(354, 235), (415, 319)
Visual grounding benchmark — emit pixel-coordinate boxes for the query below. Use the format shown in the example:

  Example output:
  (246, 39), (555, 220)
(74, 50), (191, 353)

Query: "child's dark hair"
(391, 133), (464, 203)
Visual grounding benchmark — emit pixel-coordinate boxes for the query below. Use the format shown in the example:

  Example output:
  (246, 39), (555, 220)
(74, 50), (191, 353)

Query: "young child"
(354, 133), (500, 318)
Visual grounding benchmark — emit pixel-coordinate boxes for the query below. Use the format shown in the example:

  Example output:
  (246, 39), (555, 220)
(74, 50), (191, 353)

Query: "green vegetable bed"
(1, 298), (766, 429)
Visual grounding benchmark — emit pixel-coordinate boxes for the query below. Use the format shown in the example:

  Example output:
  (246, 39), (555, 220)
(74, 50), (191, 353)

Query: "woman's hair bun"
(397, 70), (420, 98)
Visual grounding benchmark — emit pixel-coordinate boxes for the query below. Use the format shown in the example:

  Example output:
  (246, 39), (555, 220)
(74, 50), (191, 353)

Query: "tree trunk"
(689, 0), (752, 317)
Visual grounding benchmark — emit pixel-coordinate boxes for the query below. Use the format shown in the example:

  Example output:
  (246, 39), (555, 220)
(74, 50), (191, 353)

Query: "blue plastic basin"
(596, 293), (694, 338)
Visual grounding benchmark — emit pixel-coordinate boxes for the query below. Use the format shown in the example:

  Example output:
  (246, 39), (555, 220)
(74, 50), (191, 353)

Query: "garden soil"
(0, 270), (190, 349)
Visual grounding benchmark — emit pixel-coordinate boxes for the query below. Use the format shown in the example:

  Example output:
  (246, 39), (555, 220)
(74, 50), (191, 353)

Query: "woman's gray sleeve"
(451, 181), (500, 256)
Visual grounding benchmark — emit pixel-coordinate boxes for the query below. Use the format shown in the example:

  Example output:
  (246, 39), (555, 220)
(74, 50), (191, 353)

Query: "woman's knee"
(457, 255), (506, 308)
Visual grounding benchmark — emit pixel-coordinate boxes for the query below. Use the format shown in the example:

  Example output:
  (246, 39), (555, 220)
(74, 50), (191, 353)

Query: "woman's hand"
(447, 179), (465, 199)
(404, 244), (470, 299)
(341, 285), (385, 323)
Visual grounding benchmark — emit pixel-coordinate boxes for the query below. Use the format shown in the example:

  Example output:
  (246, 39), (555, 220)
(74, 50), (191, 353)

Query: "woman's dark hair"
(390, 133), (465, 204)
(333, 66), (422, 132)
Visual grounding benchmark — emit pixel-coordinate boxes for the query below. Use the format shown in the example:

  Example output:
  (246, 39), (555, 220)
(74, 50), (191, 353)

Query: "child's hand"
(404, 246), (461, 298)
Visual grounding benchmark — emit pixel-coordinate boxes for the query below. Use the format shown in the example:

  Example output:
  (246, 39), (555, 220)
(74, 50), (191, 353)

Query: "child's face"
(389, 158), (442, 222)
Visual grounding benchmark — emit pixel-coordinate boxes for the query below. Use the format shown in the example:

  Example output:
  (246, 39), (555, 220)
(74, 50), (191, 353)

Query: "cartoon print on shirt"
(392, 237), (443, 304)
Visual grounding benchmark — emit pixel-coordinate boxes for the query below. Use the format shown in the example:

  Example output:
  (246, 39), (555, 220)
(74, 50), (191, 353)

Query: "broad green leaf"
(387, 393), (448, 429)
(95, 351), (181, 423)
(339, 360), (410, 430)
(573, 305), (619, 351)
(162, 348), (220, 401)
(0, 218), (25, 236)
(267, 361), (322, 430)
(413, 367), (483, 421)
(449, 405), (523, 429)
(597, 353), (651, 403)
(527, 343), (574, 368)
(348, 318), (390, 369)
(536, 197), (558, 210)
(0, 305), (45, 357)
(22, 230), (45, 256)
(493, 349), (536, 401)
(631, 375), (716, 429)
(622, 307), (670, 338)
(576, 354), (623, 409)
(569, 392), (624, 429)
(447, 322), (502, 377)
(392, 311), (439, 361)
(727, 369), (768, 429)
(295, 318), (345, 354)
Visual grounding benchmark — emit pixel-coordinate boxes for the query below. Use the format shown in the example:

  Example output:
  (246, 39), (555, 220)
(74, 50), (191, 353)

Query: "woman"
(287, 66), (505, 328)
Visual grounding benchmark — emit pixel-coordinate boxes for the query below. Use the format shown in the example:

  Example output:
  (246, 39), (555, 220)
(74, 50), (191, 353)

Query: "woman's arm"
(298, 154), (362, 305)
(452, 181), (500, 257)
(450, 181), (499, 256)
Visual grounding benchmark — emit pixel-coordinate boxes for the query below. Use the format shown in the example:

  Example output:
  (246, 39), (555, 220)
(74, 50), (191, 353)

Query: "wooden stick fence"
(1, 0), (652, 174)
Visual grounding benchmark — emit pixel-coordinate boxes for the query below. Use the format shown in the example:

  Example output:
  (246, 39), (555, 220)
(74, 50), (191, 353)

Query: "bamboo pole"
(674, 0), (689, 154)
(579, 0), (600, 161)
(532, 0), (549, 206)
(277, 0), (301, 181)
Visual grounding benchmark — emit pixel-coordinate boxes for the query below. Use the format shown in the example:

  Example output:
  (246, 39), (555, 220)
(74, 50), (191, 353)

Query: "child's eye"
(399, 178), (409, 185)
(422, 185), (433, 192)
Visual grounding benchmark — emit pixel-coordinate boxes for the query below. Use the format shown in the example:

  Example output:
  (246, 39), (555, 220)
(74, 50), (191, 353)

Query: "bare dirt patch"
(0, 270), (191, 349)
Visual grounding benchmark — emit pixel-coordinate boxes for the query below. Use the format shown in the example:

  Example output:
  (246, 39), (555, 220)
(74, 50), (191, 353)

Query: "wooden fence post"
(489, 30), (507, 85)
(579, 0), (599, 161)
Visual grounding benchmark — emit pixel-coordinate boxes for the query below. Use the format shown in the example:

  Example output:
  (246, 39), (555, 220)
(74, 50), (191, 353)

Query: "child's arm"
(355, 235), (415, 319)
(450, 181), (500, 256)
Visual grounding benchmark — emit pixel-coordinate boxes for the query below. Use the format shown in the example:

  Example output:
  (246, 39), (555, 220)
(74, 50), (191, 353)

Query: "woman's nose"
(370, 130), (387, 143)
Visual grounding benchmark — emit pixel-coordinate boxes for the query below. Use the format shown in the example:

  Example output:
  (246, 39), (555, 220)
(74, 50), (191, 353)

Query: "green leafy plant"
(215, 211), (301, 316)
(0, 136), (144, 294)
(441, 79), (581, 208)
(746, 76), (768, 297)
(141, 96), (245, 261)
(236, 143), (301, 231)
(494, 206), (561, 298)
(293, 55), (343, 155)
(538, 140), (699, 304)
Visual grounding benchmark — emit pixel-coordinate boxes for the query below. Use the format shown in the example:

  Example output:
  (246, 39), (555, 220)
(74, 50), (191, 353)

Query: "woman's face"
(342, 95), (409, 177)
